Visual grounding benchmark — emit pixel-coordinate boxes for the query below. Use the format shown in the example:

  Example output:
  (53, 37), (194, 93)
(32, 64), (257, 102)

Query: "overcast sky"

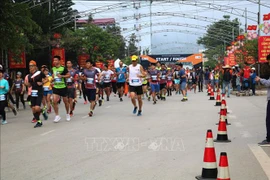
(72, 0), (270, 55)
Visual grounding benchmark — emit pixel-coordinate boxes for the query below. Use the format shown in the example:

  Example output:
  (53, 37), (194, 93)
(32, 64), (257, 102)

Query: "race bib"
(15, 84), (21, 89)
(131, 79), (139, 83)
(54, 78), (61, 83)
(168, 76), (172, 80)
(161, 75), (166, 79)
(66, 78), (72, 83)
(104, 75), (110, 80)
(31, 90), (38, 97)
(43, 86), (49, 91)
(152, 75), (157, 81)
(87, 78), (94, 84)
(0, 94), (6, 101)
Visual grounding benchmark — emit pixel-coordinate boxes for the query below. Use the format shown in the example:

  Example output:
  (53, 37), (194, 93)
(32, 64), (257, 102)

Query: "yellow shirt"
(43, 76), (52, 90)
(214, 73), (219, 80)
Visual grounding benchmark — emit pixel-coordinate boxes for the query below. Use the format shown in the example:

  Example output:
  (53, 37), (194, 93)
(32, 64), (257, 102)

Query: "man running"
(27, 60), (48, 128)
(166, 68), (173, 96)
(100, 65), (114, 101)
(127, 55), (146, 116)
(148, 63), (160, 104)
(51, 55), (71, 122)
(11, 71), (26, 110)
(179, 63), (187, 102)
(159, 63), (168, 100)
(116, 61), (127, 102)
(66, 60), (78, 116)
(80, 60), (99, 117)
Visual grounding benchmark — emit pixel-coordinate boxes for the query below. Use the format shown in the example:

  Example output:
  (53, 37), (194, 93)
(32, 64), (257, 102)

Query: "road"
(1, 91), (270, 180)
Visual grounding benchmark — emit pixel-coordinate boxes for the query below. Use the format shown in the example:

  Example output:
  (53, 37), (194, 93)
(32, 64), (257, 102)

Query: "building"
(76, 18), (116, 29)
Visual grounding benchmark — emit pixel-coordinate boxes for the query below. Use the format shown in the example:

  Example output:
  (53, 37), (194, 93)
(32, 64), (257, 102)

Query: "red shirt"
(243, 67), (251, 79)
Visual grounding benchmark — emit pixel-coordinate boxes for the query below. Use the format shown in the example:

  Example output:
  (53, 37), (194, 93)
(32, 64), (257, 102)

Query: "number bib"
(15, 84), (21, 89)
(168, 76), (172, 80)
(104, 75), (110, 81)
(161, 75), (166, 79)
(54, 78), (61, 83)
(0, 94), (6, 101)
(151, 75), (157, 81)
(87, 78), (94, 84)
(43, 86), (49, 91)
(31, 90), (38, 97)
(66, 78), (72, 83)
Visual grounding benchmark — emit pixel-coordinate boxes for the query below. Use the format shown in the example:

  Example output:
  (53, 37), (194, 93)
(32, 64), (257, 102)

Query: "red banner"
(228, 53), (236, 66)
(9, 51), (26, 69)
(95, 61), (104, 69)
(78, 54), (89, 68)
(52, 48), (65, 66)
(224, 57), (229, 66)
(246, 56), (256, 64)
(258, 36), (270, 63)
(107, 59), (114, 69)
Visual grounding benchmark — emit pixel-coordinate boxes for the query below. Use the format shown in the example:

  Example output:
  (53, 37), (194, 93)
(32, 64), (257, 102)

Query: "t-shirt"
(160, 69), (167, 84)
(83, 68), (99, 89)
(14, 79), (24, 92)
(28, 71), (46, 96)
(66, 69), (77, 88)
(52, 66), (68, 89)
(204, 71), (210, 80)
(101, 70), (114, 83)
(243, 67), (251, 79)
(148, 69), (159, 84)
(43, 75), (52, 91)
(179, 69), (186, 83)
(116, 67), (127, 83)
(167, 72), (173, 81)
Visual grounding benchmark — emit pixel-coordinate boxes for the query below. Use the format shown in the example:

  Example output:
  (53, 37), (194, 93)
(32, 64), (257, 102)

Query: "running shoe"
(34, 122), (43, 128)
(88, 111), (93, 117)
(137, 110), (142, 116)
(66, 114), (71, 121)
(54, 115), (61, 123)
(31, 118), (37, 123)
(1, 120), (7, 125)
(133, 107), (138, 114)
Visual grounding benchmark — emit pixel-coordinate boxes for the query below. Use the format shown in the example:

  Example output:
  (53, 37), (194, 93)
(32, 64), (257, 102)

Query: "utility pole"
(258, 0), (261, 77)
(150, 0), (153, 55)
(245, 8), (247, 33)
(48, 0), (52, 68)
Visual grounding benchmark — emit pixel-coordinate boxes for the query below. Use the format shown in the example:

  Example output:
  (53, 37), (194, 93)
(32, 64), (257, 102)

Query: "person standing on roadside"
(222, 65), (232, 98)
(255, 54), (270, 146)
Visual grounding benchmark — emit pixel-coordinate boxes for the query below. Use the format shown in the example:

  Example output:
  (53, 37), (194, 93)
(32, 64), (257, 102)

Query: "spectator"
(250, 67), (257, 96)
(196, 67), (203, 92)
(222, 65), (232, 98)
(204, 68), (210, 89)
(255, 54), (270, 146)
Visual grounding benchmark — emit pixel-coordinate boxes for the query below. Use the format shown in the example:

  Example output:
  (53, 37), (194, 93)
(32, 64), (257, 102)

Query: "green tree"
(198, 15), (242, 67)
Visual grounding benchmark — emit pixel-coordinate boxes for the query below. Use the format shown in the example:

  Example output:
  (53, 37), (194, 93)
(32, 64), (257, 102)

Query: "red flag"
(263, 14), (270, 21)
(252, 25), (257, 30)
(247, 25), (252, 30)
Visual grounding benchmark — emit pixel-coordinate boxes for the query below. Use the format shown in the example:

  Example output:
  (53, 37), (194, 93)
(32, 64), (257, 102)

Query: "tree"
(198, 16), (242, 67)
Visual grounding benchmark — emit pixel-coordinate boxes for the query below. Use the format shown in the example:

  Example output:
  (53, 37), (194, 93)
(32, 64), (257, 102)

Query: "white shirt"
(101, 70), (114, 83)
(129, 64), (142, 86)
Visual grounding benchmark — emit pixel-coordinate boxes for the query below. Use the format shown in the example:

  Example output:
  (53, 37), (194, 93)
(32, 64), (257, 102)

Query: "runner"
(4, 73), (17, 115)
(159, 63), (168, 100)
(148, 63), (160, 104)
(93, 63), (102, 106)
(42, 68), (53, 113)
(116, 61), (127, 102)
(128, 55), (146, 116)
(11, 71), (26, 110)
(80, 60), (99, 117)
(27, 60), (48, 128)
(0, 68), (9, 125)
(66, 60), (78, 116)
(111, 67), (118, 97)
(173, 65), (180, 94)
(179, 63), (188, 102)
(166, 68), (173, 96)
(100, 65), (114, 101)
(51, 55), (71, 122)
(189, 68), (197, 93)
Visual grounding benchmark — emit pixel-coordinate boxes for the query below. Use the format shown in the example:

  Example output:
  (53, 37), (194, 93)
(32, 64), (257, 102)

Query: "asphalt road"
(1, 91), (270, 180)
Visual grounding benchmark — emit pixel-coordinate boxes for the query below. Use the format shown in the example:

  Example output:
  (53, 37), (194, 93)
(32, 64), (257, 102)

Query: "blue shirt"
(251, 72), (257, 84)
(205, 71), (210, 80)
(179, 69), (186, 83)
(0, 78), (9, 95)
(116, 67), (127, 83)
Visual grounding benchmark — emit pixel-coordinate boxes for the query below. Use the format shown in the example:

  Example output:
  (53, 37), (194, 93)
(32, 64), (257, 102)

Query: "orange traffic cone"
(214, 119), (231, 143)
(207, 85), (211, 96)
(217, 152), (230, 180)
(195, 130), (218, 180)
(216, 109), (231, 125)
(215, 89), (221, 106)
(209, 87), (215, 100)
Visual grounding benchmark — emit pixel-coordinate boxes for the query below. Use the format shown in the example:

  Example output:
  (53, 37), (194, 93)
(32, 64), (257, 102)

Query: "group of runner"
(0, 55), (196, 128)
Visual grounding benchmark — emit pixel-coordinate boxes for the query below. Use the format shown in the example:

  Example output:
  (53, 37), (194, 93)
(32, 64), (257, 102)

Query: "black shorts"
(31, 95), (43, 107)
(160, 83), (166, 90)
(67, 88), (75, 99)
(117, 82), (125, 89)
(53, 87), (67, 97)
(86, 89), (96, 101)
(129, 85), (143, 95)
(103, 82), (111, 88)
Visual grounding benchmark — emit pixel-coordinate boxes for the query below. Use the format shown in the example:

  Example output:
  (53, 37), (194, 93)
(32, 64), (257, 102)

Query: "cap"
(17, 71), (22, 75)
(29, 60), (37, 66)
(41, 65), (47, 68)
(131, 55), (138, 61)
(251, 67), (256, 70)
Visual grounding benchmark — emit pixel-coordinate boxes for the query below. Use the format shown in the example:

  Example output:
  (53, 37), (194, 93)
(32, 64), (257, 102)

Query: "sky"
(72, 0), (270, 55)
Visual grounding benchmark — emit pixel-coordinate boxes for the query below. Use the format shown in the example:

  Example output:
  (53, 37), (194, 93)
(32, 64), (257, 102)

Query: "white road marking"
(239, 131), (252, 138)
(40, 130), (55, 136)
(228, 114), (237, 119)
(227, 110), (233, 113)
(234, 122), (244, 128)
(82, 115), (89, 119)
(248, 144), (270, 179)
(106, 106), (111, 109)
